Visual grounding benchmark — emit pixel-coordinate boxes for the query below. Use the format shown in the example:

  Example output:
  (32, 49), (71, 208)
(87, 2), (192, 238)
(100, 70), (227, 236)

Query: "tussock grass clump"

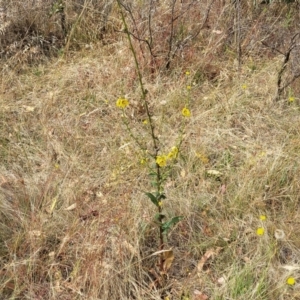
(0, 0), (115, 69)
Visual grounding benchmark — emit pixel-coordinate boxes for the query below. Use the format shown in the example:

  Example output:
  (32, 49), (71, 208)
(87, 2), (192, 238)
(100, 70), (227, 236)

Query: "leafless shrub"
(115, 0), (218, 75)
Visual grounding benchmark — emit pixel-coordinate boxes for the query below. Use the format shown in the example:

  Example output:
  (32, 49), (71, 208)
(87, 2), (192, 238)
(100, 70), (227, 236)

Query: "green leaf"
(148, 172), (157, 177)
(157, 193), (166, 201)
(145, 192), (159, 207)
(154, 213), (165, 222)
(162, 216), (183, 233)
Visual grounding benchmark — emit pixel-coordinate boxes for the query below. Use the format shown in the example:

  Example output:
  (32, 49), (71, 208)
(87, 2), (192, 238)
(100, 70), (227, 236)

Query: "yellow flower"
(289, 96), (295, 103)
(259, 215), (266, 221)
(156, 155), (167, 167)
(182, 107), (191, 117)
(256, 227), (265, 236)
(158, 201), (163, 207)
(167, 146), (179, 159)
(116, 97), (129, 108)
(143, 119), (148, 125)
(185, 71), (190, 76)
(287, 277), (295, 285)
(196, 152), (209, 164)
(242, 84), (248, 90)
(258, 151), (266, 157)
(140, 158), (147, 165)
(186, 85), (191, 90)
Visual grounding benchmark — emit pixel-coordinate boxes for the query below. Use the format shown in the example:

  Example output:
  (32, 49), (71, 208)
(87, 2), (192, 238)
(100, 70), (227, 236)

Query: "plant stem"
(122, 112), (147, 152)
(117, 1), (158, 154)
(117, 0), (165, 271)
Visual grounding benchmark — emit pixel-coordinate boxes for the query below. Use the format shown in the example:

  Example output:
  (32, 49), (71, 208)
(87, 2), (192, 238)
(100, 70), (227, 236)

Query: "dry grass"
(1, 1), (300, 300)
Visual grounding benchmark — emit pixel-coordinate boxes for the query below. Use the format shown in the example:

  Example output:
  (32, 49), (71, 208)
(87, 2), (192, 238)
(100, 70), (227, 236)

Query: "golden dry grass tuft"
(1, 1), (300, 300)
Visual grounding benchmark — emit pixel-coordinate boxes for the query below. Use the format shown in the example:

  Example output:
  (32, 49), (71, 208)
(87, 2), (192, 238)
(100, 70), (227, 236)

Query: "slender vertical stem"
(117, 1), (158, 156)
(121, 112), (147, 152)
(156, 163), (164, 270)
(117, 0), (165, 271)
(165, 0), (177, 70)
(234, 0), (241, 71)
